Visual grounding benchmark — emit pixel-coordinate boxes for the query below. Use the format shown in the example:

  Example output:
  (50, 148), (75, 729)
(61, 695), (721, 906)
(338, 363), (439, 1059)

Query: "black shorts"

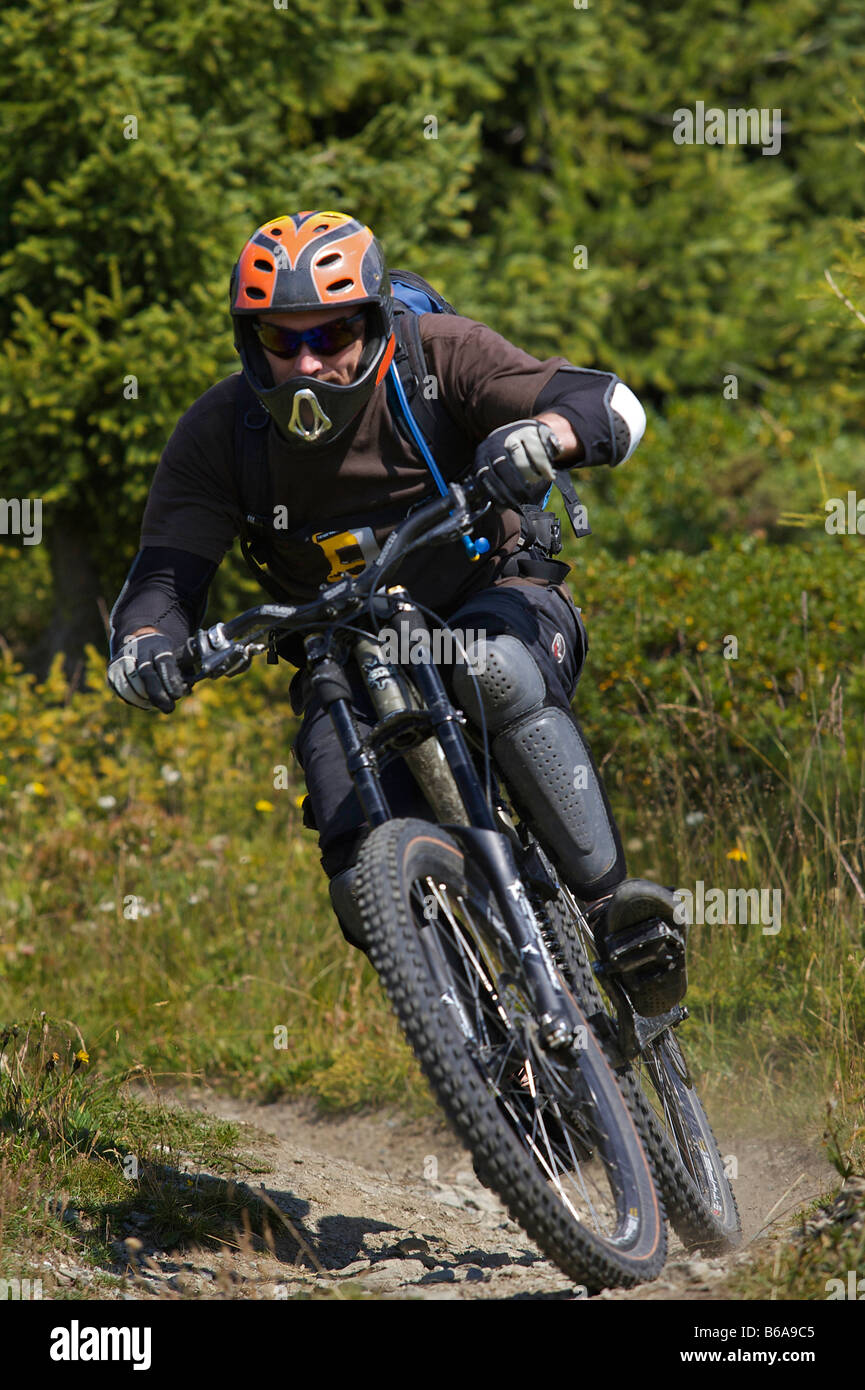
(293, 580), (588, 879)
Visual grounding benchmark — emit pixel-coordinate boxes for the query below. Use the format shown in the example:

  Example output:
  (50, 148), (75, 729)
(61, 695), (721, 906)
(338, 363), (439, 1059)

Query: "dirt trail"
(66, 1090), (835, 1302)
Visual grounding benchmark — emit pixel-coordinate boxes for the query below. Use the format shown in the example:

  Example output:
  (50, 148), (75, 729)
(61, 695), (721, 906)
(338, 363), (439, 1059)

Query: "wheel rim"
(632, 1031), (728, 1219)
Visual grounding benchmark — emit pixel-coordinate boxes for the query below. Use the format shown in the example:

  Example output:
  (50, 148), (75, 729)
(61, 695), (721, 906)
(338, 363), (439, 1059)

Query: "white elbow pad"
(609, 381), (646, 464)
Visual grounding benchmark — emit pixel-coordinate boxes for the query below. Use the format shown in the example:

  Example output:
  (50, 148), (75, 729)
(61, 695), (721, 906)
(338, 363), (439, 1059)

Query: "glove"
(473, 419), (564, 509)
(107, 632), (189, 713)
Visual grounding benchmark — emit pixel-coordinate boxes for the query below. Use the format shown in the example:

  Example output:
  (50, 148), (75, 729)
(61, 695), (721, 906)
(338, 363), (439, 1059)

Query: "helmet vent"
(313, 223), (329, 232)
(245, 286), (267, 300)
(270, 227), (283, 235)
(316, 252), (342, 267)
(327, 278), (354, 292)
(254, 259), (273, 272)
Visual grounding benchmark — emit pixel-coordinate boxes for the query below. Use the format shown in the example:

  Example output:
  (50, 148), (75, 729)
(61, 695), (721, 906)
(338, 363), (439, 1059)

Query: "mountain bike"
(175, 475), (738, 1290)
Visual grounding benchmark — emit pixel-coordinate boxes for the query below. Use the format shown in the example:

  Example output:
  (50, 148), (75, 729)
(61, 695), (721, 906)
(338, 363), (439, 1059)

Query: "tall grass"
(0, 613), (862, 1137)
(607, 654), (865, 1137)
(0, 647), (428, 1112)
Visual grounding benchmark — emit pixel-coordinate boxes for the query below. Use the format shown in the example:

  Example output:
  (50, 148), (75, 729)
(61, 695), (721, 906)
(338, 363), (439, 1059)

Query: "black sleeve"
(533, 367), (620, 467)
(109, 546), (218, 660)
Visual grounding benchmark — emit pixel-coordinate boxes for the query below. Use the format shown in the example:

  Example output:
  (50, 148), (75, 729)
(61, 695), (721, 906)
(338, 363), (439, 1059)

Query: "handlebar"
(175, 476), (491, 686)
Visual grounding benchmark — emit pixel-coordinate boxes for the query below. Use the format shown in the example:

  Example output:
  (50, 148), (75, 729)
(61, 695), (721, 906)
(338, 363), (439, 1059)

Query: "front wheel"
(354, 818), (667, 1293)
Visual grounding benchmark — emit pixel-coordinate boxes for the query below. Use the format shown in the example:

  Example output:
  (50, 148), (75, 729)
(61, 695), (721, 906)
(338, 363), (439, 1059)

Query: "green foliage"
(0, 0), (248, 598)
(558, 521), (865, 782)
(1, 0), (864, 622)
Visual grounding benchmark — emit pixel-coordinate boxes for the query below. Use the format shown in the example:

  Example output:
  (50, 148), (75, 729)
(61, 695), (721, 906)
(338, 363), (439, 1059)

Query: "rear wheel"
(537, 865), (741, 1252)
(355, 818), (667, 1292)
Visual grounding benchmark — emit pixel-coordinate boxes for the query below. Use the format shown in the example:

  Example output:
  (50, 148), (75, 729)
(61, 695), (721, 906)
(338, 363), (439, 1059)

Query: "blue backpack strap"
(389, 270), (456, 451)
(388, 309), (446, 454)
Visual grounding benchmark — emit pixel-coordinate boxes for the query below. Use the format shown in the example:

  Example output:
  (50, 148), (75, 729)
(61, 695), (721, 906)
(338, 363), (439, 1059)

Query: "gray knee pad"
(453, 634), (546, 732)
(453, 636), (621, 898)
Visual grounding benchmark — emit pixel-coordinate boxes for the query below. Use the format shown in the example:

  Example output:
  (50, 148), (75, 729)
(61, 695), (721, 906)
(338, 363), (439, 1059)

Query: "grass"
(0, 581), (863, 1130)
(0, 644), (432, 1113)
(606, 672), (865, 1139)
(0, 535), (863, 1298)
(0, 1012), (278, 1296)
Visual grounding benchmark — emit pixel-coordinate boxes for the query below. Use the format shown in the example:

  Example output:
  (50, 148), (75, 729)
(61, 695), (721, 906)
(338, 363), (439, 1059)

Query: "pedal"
(601, 917), (687, 1018)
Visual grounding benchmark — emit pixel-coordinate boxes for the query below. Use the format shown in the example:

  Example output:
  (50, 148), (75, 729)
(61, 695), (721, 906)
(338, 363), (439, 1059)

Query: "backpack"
(233, 270), (590, 603)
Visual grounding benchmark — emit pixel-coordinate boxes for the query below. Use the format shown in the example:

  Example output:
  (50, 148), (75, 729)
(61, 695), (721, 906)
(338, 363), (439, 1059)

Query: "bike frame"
(305, 585), (580, 1051)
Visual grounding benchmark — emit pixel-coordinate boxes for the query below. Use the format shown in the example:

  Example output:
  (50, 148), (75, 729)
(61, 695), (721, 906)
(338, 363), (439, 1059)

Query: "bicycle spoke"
(527, 841), (740, 1247)
(411, 874), (629, 1242)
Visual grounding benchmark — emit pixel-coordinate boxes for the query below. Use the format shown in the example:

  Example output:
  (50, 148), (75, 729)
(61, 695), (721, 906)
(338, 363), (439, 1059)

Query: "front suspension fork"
(382, 595), (581, 1051)
(305, 606), (580, 1050)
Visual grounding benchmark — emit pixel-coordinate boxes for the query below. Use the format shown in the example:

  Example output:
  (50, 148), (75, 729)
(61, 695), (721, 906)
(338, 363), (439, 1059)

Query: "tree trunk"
(25, 504), (108, 688)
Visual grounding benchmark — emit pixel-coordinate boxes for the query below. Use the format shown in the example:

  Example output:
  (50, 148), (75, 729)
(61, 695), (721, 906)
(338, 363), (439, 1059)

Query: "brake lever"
(181, 624), (268, 685)
(415, 487), (491, 550)
(422, 503), (495, 550)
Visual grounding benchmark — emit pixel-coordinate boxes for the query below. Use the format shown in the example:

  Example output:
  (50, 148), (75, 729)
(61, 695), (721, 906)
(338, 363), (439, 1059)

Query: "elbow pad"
(608, 381), (646, 465)
(533, 368), (646, 468)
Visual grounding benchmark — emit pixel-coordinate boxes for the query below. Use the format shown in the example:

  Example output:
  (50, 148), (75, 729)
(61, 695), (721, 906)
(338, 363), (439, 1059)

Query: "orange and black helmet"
(229, 211), (395, 445)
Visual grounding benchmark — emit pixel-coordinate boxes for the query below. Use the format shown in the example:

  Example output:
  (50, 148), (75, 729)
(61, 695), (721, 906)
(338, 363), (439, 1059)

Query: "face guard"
(229, 211), (396, 446)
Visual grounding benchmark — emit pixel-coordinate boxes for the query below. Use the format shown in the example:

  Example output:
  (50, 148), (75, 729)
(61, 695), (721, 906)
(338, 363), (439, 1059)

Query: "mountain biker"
(107, 210), (684, 1017)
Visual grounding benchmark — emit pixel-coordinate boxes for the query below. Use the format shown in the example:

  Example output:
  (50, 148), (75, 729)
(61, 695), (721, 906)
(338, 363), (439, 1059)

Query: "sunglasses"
(253, 310), (368, 359)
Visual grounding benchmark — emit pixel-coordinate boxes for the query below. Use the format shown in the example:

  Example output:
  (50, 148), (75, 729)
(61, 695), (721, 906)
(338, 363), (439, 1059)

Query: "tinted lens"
(254, 311), (367, 358)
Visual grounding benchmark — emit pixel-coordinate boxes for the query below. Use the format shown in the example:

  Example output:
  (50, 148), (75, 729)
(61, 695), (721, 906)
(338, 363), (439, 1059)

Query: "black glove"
(473, 419), (564, 509)
(106, 632), (189, 713)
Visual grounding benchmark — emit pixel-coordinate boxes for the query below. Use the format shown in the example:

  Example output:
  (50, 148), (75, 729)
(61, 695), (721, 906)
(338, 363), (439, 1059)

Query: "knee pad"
(453, 636), (624, 899)
(452, 634), (546, 733)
